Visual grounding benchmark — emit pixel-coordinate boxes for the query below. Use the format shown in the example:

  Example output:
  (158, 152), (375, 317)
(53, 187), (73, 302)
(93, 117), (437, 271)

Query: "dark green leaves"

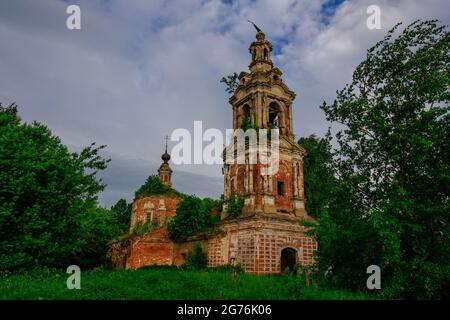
(220, 72), (239, 94)
(167, 196), (220, 241)
(316, 20), (449, 298)
(0, 104), (114, 270)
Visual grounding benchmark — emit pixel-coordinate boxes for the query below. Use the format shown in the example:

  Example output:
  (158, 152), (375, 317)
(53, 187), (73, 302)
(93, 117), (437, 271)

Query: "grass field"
(0, 267), (373, 300)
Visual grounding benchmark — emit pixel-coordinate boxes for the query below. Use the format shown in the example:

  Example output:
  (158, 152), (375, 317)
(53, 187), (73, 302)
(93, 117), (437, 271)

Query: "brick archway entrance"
(280, 247), (297, 272)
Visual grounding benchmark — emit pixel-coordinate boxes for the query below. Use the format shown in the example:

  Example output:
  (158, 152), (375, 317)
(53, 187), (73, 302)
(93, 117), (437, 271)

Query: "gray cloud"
(97, 152), (223, 207)
(1, 0), (449, 207)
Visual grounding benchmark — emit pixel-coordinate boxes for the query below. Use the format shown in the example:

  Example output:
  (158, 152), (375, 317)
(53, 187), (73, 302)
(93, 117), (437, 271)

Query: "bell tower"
(223, 25), (307, 217)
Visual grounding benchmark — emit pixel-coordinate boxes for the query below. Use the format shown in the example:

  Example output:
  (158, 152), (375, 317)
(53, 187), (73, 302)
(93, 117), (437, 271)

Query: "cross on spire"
(164, 135), (169, 153)
(161, 135), (171, 164)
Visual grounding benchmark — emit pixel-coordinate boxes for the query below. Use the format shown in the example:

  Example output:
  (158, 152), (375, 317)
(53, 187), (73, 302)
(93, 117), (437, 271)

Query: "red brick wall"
(110, 196), (317, 274)
(123, 195), (181, 269)
(273, 161), (292, 212)
(225, 159), (300, 215)
(206, 217), (317, 274)
(131, 195), (180, 230)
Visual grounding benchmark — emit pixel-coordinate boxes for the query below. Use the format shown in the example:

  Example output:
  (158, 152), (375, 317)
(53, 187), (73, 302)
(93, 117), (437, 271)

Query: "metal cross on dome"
(164, 135), (169, 151)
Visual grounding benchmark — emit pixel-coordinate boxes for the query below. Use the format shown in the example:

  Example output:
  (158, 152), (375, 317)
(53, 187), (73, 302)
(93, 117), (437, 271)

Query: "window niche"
(277, 181), (285, 196)
(268, 102), (280, 129)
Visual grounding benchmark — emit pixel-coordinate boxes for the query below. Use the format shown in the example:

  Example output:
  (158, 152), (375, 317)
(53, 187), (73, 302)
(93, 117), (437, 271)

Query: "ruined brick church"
(108, 28), (317, 274)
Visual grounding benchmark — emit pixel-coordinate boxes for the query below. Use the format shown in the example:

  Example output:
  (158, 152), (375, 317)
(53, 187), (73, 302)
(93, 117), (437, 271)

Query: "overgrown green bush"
(184, 242), (207, 270)
(115, 221), (159, 242)
(240, 114), (259, 132)
(134, 175), (182, 199)
(226, 192), (244, 218)
(167, 196), (220, 240)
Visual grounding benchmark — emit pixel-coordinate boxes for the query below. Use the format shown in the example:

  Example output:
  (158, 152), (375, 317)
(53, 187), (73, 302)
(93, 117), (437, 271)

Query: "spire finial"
(247, 20), (262, 33)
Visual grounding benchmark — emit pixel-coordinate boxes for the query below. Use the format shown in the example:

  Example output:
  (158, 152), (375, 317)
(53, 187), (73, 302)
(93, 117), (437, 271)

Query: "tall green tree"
(0, 103), (115, 270)
(319, 20), (449, 299)
(110, 198), (132, 232)
(298, 134), (336, 218)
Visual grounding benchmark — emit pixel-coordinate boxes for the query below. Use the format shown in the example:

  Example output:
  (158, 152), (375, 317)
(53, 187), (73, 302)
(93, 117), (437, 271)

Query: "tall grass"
(0, 267), (373, 300)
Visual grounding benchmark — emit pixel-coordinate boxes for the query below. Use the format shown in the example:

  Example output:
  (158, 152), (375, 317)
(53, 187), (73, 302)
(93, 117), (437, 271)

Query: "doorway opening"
(280, 247), (297, 273)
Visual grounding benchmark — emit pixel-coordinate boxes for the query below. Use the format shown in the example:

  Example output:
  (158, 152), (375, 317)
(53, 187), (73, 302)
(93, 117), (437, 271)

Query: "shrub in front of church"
(167, 196), (219, 241)
(183, 242), (208, 270)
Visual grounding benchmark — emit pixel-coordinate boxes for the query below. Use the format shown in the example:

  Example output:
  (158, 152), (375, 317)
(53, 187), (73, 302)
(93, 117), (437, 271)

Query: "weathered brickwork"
(222, 30), (307, 218)
(127, 228), (175, 269)
(118, 213), (316, 274)
(130, 195), (179, 230)
(206, 214), (316, 274)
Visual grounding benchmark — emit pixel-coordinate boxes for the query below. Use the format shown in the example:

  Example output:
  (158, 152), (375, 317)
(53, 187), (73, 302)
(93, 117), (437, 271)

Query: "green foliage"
(240, 114), (259, 132)
(134, 175), (181, 199)
(110, 199), (132, 232)
(220, 72), (239, 94)
(0, 103), (117, 270)
(184, 242), (208, 270)
(76, 205), (121, 268)
(114, 220), (160, 242)
(0, 268), (373, 300)
(167, 196), (219, 241)
(226, 192), (244, 218)
(298, 134), (337, 218)
(206, 264), (244, 274)
(317, 20), (450, 299)
(132, 221), (155, 236)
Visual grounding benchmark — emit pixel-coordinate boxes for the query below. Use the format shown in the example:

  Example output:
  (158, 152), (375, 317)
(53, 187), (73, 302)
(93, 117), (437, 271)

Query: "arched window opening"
(146, 211), (153, 223)
(243, 104), (250, 117)
(268, 103), (279, 128)
(241, 104), (252, 130)
(263, 48), (268, 61)
(143, 202), (154, 224)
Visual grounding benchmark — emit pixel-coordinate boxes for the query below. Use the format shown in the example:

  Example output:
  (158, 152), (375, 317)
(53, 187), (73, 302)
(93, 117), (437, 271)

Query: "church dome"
(161, 150), (170, 163)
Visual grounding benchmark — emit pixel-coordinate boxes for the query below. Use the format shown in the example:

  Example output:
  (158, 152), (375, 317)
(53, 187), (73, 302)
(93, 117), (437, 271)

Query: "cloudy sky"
(1, 0), (449, 207)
